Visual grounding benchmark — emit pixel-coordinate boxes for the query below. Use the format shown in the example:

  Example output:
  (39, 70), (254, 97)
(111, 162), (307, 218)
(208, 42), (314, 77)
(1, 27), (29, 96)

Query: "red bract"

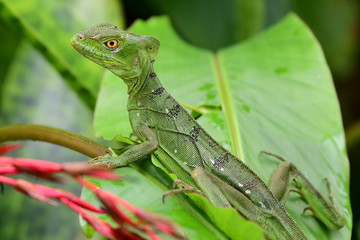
(0, 157), (66, 182)
(79, 179), (137, 227)
(62, 162), (121, 180)
(61, 197), (118, 239)
(81, 179), (184, 240)
(0, 145), (184, 240)
(13, 178), (58, 205)
(135, 209), (183, 239)
(0, 175), (16, 185)
(0, 165), (20, 175)
(62, 197), (145, 240)
(12, 158), (62, 172)
(114, 229), (145, 240)
(0, 156), (120, 182)
(140, 222), (161, 240)
(5, 157), (65, 181)
(0, 143), (21, 155)
(0, 175), (105, 213)
(36, 185), (106, 214)
(0, 156), (16, 164)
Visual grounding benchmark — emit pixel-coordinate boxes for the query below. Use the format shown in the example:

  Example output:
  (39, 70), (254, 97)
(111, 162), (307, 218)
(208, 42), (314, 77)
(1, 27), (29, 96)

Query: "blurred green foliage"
(0, 0), (123, 239)
(123, 0), (358, 79)
(0, 0), (358, 239)
(93, 14), (351, 239)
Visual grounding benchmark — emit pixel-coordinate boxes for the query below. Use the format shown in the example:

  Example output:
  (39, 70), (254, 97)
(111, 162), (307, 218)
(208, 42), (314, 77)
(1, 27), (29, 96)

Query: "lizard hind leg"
(260, 151), (345, 230)
(162, 168), (234, 209)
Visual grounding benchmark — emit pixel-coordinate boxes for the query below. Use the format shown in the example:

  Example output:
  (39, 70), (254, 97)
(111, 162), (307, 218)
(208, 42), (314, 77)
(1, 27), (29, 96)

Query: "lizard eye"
(105, 39), (118, 48)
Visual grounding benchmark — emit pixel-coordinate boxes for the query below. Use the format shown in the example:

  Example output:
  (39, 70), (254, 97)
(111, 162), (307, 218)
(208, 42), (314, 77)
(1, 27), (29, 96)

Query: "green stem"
(0, 124), (107, 158)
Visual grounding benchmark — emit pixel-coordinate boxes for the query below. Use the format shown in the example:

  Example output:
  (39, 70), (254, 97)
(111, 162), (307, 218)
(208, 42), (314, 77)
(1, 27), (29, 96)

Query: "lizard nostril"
(78, 34), (84, 40)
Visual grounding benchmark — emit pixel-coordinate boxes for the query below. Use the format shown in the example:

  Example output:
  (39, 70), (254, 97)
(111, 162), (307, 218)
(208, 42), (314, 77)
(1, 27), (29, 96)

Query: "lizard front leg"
(90, 124), (158, 168)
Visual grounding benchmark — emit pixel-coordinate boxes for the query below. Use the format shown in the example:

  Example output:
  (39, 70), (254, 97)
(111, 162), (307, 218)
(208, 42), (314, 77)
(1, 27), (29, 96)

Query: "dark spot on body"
(213, 153), (229, 170)
(168, 104), (181, 119)
(154, 87), (164, 95)
(209, 141), (216, 147)
(242, 178), (258, 190)
(150, 72), (157, 78)
(189, 126), (200, 142)
(149, 87), (164, 99)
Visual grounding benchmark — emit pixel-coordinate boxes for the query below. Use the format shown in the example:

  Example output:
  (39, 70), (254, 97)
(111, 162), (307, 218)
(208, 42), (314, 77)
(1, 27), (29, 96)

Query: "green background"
(0, 0), (358, 239)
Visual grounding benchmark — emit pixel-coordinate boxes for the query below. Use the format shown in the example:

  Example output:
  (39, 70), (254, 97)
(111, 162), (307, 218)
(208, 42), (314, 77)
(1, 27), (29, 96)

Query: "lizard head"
(71, 23), (160, 82)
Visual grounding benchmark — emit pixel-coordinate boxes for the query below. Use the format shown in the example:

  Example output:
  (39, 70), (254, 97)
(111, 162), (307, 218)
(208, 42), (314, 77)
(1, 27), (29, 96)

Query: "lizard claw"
(162, 180), (205, 203)
(303, 205), (318, 218)
(89, 157), (114, 168)
(171, 179), (189, 189)
(89, 149), (118, 168)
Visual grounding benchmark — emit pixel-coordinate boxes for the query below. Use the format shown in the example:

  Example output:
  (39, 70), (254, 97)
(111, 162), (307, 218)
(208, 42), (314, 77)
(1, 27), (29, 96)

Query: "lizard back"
(129, 73), (279, 212)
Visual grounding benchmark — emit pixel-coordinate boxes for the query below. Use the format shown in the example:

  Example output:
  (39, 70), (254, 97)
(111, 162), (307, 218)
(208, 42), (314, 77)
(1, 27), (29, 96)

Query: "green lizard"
(70, 23), (345, 240)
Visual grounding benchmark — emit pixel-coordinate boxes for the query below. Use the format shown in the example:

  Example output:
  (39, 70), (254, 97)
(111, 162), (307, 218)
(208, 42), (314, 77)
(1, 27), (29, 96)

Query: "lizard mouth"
(70, 36), (123, 69)
(70, 38), (76, 47)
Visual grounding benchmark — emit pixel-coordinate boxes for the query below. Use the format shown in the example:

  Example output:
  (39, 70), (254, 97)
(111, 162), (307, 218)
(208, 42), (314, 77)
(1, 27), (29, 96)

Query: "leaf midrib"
(212, 53), (244, 161)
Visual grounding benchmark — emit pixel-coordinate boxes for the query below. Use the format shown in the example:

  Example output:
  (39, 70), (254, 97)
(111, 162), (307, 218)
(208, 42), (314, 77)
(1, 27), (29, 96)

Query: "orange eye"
(106, 39), (118, 48)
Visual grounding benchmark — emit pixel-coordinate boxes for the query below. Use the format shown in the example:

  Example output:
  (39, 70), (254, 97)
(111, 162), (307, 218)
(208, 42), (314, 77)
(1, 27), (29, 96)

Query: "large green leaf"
(212, 15), (351, 239)
(139, 0), (265, 51)
(94, 14), (351, 239)
(81, 161), (262, 240)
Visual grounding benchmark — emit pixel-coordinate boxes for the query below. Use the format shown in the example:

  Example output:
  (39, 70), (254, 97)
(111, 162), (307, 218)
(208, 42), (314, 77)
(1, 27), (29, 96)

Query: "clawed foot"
(259, 150), (286, 162)
(303, 205), (317, 217)
(89, 148), (118, 168)
(162, 179), (205, 203)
